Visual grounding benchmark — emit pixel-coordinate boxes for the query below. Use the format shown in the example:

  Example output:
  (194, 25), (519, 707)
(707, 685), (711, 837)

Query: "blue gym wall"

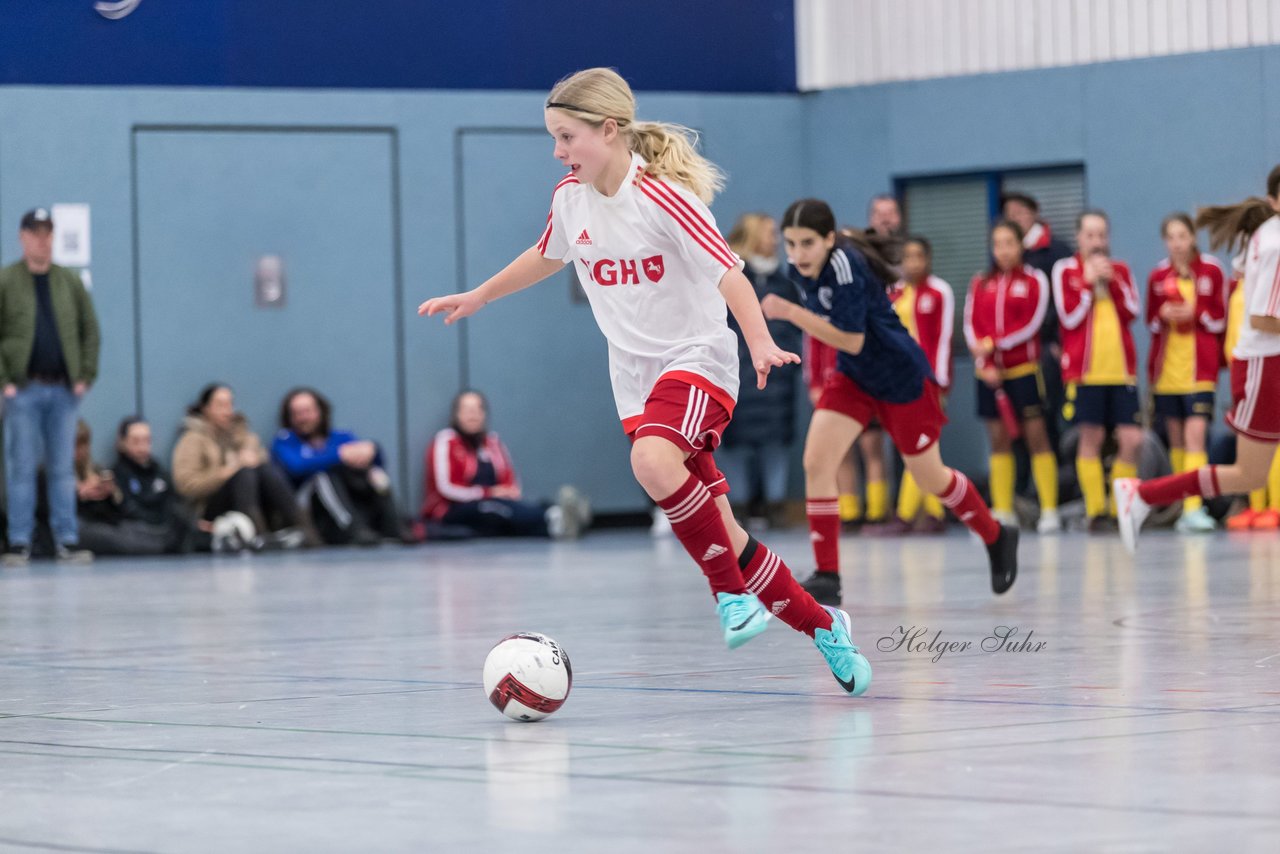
(2, 41), (1277, 513)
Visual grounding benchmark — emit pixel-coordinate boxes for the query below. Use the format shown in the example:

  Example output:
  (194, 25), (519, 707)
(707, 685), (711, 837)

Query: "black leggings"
(443, 498), (549, 538)
(203, 465), (302, 533)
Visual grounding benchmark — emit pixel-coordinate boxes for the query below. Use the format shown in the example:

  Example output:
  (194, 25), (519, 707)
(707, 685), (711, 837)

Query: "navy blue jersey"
(790, 243), (935, 403)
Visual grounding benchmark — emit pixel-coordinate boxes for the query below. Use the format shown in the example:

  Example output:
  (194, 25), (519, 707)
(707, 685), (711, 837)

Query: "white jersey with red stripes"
(536, 151), (743, 424)
(1235, 215), (1280, 359)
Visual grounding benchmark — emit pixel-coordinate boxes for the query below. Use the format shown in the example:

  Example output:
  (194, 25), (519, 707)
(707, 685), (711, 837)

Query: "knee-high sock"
(740, 537), (831, 637)
(1268, 451), (1280, 512)
(806, 497), (841, 574)
(938, 470), (1000, 545)
(1077, 457), (1106, 519)
(1170, 447), (1186, 476)
(1137, 466), (1223, 505)
(897, 471), (923, 521)
(865, 480), (888, 521)
(838, 493), (861, 522)
(1182, 451), (1207, 512)
(1032, 452), (1058, 512)
(658, 474), (746, 595)
(989, 452), (1015, 514)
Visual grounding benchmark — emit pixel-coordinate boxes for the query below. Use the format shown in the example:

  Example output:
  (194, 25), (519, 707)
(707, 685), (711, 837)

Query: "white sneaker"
(1037, 509), (1062, 534)
(650, 506), (673, 538)
(1113, 478), (1150, 555)
(993, 510), (1019, 527)
(545, 505), (567, 539)
(1175, 506), (1216, 534)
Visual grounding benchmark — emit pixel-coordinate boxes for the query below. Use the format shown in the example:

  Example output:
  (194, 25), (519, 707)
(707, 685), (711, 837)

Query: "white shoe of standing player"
(1114, 478), (1150, 555)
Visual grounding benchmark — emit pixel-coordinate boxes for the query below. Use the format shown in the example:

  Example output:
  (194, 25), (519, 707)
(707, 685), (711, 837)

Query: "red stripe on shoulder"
(644, 177), (734, 260)
(637, 178), (735, 269)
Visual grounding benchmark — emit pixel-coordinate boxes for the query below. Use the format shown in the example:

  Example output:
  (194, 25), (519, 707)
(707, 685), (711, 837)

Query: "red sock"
(741, 537), (831, 637)
(658, 474), (746, 596)
(806, 497), (841, 574)
(1138, 467), (1221, 505)
(938, 470), (1000, 545)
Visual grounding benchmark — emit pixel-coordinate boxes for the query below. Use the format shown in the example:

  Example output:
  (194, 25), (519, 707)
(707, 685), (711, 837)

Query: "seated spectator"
(172, 383), (313, 551)
(272, 387), (414, 546)
(68, 420), (179, 556)
(421, 390), (590, 539)
(113, 416), (208, 553)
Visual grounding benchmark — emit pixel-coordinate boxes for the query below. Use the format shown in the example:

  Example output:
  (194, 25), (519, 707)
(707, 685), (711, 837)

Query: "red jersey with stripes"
(536, 152), (743, 425)
(1236, 215), (1280, 359)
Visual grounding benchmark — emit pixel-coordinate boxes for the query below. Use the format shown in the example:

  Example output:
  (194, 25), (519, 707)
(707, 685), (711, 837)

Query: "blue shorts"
(1153, 391), (1214, 421)
(1066, 383), (1139, 428)
(976, 371), (1045, 422)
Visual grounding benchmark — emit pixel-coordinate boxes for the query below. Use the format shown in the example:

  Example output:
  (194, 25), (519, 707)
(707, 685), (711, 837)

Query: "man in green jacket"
(1, 209), (100, 565)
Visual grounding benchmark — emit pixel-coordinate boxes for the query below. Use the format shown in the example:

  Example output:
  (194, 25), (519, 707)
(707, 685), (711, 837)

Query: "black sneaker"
(986, 524), (1018, 595)
(55, 543), (94, 564)
(3, 545), (31, 567)
(801, 571), (842, 606)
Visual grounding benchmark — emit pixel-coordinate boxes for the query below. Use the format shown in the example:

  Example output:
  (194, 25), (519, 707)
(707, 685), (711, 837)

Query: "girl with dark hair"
(1118, 165), (1280, 552)
(172, 383), (312, 551)
(1144, 213), (1228, 533)
(111, 416), (205, 553)
(421, 389), (589, 540)
(965, 220), (1059, 534)
(763, 198), (1018, 606)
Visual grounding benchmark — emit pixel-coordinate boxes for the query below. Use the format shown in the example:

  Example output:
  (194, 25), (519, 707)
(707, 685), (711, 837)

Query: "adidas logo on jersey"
(702, 544), (728, 561)
(575, 229), (592, 245)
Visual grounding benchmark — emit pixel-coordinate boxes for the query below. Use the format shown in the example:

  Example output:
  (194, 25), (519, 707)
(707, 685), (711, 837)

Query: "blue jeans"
(4, 382), (79, 546)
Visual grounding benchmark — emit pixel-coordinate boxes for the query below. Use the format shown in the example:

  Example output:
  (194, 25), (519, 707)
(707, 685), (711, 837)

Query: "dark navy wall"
(0, 1), (797, 93)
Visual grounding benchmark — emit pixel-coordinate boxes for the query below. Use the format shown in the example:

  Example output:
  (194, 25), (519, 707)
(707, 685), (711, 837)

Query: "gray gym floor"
(0, 528), (1277, 852)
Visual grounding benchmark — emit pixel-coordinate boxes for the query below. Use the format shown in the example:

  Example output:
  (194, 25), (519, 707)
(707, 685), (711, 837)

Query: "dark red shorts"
(816, 372), (948, 454)
(625, 375), (735, 497)
(1227, 355), (1280, 443)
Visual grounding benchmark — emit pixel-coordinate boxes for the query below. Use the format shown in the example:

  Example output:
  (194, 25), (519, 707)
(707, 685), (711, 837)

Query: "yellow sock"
(923, 493), (945, 520)
(1110, 460), (1138, 516)
(1032, 452), (1058, 512)
(839, 493), (862, 522)
(1269, 450), (1280, 512)
(1077, 457), (1106, 519)
(1249, 487), (1267, 512)
(1170, 447), (1186, 474)
(989, 453), (1015, 514)
(866, 480), (888, 521)
(1183, 451), (1208, 512)
(897, 472), (923, 521)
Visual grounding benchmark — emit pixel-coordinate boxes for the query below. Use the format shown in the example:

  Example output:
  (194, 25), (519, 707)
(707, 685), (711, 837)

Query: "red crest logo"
(642, 255), (665, 283)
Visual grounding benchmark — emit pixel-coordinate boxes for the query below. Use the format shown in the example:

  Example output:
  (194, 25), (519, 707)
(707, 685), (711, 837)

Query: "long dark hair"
(187, 382), (230, 417)
(1195, 165), (1280, 254)
(989, 219), (1025, 274)
(781, 197), (899, 285)
(279, 386), (332, 437)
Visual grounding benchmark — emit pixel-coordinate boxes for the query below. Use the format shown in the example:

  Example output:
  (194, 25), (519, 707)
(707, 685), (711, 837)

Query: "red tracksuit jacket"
(963, 265), (1049, 377)
(421, 428), (518, 520)
(1145, 253), (1227, 387)
(1051, 254), (1140, 384)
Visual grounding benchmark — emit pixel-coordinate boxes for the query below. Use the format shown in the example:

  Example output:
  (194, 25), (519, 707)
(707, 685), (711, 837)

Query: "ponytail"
(629, 121), (725, 204)
(1195, 164), (1280, 253)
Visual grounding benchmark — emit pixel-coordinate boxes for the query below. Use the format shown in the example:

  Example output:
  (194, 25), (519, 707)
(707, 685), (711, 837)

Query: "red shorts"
(625, 374), (735, 497)
(1227, 355), (1280, 443)
(816, 372), (948, 454)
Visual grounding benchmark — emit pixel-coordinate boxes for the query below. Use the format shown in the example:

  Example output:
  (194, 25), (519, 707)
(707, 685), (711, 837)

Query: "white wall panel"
(797, 0), (1280, 89)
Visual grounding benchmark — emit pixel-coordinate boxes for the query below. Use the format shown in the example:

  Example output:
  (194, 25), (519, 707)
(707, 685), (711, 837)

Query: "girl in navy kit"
(763, 199), (1019, 606)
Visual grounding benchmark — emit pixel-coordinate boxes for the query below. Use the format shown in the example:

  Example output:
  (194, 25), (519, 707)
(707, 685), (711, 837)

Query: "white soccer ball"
(482, 633), (572, 722)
